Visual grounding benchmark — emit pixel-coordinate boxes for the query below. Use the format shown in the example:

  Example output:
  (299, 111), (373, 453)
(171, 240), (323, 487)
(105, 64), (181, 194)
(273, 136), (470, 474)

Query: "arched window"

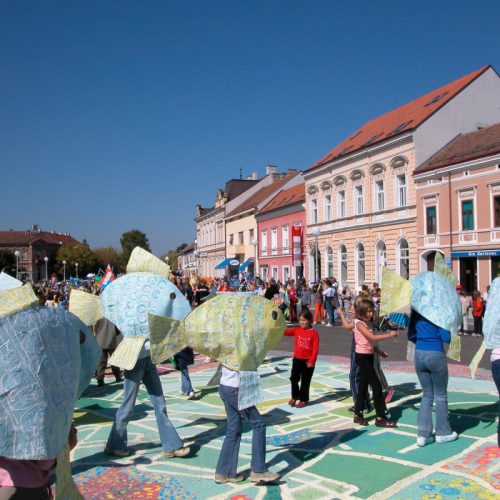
(309, 247), (321, 283)
(355, 243), (365, 291)
(339, 244), (347, 285)
(375, 241), (387, 283)
(326, 246), (334, 277)
(397, 238), (410, 280)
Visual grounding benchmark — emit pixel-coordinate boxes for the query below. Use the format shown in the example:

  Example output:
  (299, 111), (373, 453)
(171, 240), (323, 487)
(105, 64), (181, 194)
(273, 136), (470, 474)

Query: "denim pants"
(324, 299), (335, 325)
(106, 355), (183, 453)
(415, 350), (452, 438)
(492, 359), (500, 447)
(180, 367), (194, 394)
(215, 384), (267, 477)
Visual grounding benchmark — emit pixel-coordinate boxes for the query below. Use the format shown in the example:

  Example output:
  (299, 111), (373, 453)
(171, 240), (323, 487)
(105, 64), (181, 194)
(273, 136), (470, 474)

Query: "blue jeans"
(492, 359), (500, 447)
(215, 384), (267, 477)
(180, 367), (194, 394)
(415, 350), (452, 438)
(324, 300), (335, 325)
(106, 356), (183, 453)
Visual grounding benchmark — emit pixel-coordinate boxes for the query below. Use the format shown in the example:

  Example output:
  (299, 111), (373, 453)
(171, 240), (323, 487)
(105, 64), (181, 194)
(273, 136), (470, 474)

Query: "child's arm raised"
(357, 321), (397, 342)
(284, 327), (297, 337)
(337, 309), (354, 330)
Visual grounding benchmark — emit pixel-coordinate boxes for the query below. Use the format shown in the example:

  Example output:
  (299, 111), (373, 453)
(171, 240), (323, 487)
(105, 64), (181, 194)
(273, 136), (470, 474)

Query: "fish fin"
(380, 266), (411, 316)
(68, 290), (104, 325)
(55, 444), (85, 499)
(148, 313), (187, 364)
(0, 284), (38, 318)
(0, 271), (22, 291)
(434, 252), (458, 286)
(469, 343), (487, 379)
(109, 337), (146, 370)
(447, 333), (461, 362)
(126, 247), (170, 278)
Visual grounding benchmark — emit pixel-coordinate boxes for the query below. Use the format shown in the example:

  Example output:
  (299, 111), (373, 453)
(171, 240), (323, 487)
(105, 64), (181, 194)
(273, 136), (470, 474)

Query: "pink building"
(256, 182), (306, 283)
(414, 122), (500, 293)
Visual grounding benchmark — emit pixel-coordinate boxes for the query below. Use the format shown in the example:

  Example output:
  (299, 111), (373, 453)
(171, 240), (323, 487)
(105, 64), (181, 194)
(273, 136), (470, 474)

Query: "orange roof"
(226, 173), (298, 218)
(259, 183), (305, 214)
(308, 65), (491, 171)
(0, 230), (79, 246)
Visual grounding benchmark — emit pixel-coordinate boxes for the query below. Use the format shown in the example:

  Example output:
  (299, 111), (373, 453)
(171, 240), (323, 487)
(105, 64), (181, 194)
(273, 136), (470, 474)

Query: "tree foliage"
(93, 246), (123, 273)
(56, 242), (97, 277)
(0, 249), (16, 274)
(120, 230), (151, 265)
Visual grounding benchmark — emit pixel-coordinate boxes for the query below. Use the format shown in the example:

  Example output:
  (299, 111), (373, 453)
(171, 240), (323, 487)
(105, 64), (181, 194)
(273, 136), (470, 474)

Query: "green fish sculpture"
(148, 292), (286, 371)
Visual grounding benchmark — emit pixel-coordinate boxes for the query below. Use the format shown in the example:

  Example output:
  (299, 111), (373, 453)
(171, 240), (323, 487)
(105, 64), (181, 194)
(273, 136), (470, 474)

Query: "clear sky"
(2, 0), (500, 254)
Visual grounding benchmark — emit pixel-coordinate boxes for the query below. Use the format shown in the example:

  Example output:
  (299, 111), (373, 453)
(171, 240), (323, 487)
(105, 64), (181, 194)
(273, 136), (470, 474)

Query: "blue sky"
(2, 1), (500, 254)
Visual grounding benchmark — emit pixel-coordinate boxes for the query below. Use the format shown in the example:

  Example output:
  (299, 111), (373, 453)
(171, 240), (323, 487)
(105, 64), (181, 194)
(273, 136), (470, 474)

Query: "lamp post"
(75, 262), (79, 279)
(14, 251), (20, 279)
(251, 238), (258, 278)
(44, 256), (49, 281)
(62, 260), (66, 281)
(311, 227), (321, 283)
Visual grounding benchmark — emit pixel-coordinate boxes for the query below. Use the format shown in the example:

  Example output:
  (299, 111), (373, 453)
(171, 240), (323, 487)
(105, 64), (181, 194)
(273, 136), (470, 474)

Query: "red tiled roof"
(259, 183), (305, 214)
(308, 65), (491, 171)
(0, 230), (79, 246)
(226, 173), (298, 218)
(415, 121), (500, 174)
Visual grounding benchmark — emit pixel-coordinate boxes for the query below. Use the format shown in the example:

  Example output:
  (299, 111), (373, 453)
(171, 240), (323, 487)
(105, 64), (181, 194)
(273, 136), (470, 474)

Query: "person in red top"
(284, 309), (319, 408)
(471, 290), (485, 337)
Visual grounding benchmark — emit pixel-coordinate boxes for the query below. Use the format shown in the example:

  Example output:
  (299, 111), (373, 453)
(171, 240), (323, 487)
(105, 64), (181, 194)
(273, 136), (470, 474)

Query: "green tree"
(0, 249), (16, 274)
(120, 229), (151, 265)
(93, 246), (123, 273)
(56, 242), (97, 278)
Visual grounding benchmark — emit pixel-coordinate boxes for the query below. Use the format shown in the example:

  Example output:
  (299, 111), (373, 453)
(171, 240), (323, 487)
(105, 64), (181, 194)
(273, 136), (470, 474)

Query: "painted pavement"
(69, 353), (499, 499)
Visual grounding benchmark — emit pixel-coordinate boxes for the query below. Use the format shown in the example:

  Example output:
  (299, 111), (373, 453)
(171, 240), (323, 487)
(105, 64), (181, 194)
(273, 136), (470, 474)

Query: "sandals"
(353, 415), (369, 426)
(375, 417), (397, 428)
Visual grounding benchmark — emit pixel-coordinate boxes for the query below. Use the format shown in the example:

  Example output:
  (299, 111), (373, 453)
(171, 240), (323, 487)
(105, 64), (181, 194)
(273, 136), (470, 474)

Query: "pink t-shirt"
(0, 458), (55, 487)
(354, 319), (374, 354)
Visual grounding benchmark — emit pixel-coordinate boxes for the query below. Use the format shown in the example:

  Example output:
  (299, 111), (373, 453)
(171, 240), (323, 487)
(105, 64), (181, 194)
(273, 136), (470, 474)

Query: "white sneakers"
(187, 391), (195, 400)
(417, 432), (458, 447)
(416, 435), (434, 447)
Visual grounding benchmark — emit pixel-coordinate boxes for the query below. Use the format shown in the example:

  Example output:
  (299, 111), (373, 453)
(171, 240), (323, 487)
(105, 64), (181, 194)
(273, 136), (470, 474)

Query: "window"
(355, 186), (363, 215)
(375, 241), (387, 283)
(261, 231), (267, 256)
(339, 245), (347, 284)
(311, 199), (318, 224)
(249, 228), (254, 241)
(426, 206), (437, 234)
(398, 239), (410, 280)
(262, 267), (268, 282)
(238, 231), (244, 245)
(283, 266), (290, 283)
(326, 246), (334, 277)
(494, 196), (500, 227)
(397, 174), (407, 207)
(282, 225), (289, 253)
(324, 195), (332, 221)
(229, 233), (234, 245)
(338, 190), (346, 218)
(356, 243), (365, 289)
(271, 228), (278, 255)
(462, 200), (474, 230)
(375, 180), (384, 211)
(272, 267), (278, 280)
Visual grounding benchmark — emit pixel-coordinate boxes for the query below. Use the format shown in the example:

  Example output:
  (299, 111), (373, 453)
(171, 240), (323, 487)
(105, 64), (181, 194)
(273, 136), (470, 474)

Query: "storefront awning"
(215, 258), (233, 270)
(239, 258), (252, 271)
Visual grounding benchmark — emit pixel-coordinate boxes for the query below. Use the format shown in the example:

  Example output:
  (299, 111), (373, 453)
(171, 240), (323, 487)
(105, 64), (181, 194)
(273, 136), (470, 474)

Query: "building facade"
(304, 65), (500, 291)
(414, 121), (500, 293)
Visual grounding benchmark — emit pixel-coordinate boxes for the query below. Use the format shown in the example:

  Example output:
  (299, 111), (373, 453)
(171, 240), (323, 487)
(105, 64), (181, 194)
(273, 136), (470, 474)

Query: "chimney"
(252, 171), (258, 180)
(266, 165), (278, 175)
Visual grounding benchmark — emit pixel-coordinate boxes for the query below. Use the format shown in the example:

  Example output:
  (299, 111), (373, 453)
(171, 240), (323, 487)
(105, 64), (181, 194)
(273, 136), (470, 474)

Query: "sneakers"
(187, 391), (195, 400)
(375, 417), (397, 428)
(353, 415), (369, 426)
(436, 432), (458, 444)
(162, 446), (191, 458)
(416, 435), (434, 447)
(288, 398), (296, 407)
(250, 470), (280, 484)
(295, 401), (308, 408)
(104, 447), (131, 457)
(214, 473), (245, 484)
(384, 387), (395, 404)
(325, 323), (333, 327)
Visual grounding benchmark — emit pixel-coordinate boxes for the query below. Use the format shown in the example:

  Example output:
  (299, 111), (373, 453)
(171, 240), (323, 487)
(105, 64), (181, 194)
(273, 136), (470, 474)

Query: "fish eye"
(79, 331), (86, 344)
(170, 292), (176, 300)
(272, 311), (278, 320)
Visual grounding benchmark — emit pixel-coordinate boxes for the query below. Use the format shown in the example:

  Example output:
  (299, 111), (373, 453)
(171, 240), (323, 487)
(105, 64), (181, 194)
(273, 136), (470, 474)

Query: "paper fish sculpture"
(148, 293), (286, 371)
(69, 247), (191, 369)
(483, 277), (500, 349)
(0, 284), (100, 460)
(0, 271), (22, 290)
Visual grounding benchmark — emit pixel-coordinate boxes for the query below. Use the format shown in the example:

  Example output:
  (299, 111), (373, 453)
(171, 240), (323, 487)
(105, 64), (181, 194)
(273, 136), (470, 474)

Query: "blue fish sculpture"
(0, 287), (100, 460)
(69, 247), (191, 369)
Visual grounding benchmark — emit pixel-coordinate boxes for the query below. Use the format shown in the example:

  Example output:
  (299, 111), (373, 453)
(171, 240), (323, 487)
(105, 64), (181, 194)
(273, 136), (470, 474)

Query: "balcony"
(458, 231), (478, 244)
(424, 234), (439, 247)
(491, 229), (500, 242)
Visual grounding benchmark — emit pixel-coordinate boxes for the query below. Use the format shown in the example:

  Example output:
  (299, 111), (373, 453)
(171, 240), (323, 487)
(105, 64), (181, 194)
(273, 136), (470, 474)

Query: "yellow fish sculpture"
(148, 293), (286, 371)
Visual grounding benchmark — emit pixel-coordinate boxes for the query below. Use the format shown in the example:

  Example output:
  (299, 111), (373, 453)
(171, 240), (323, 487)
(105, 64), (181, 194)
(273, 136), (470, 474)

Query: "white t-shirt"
(220, 366), (240, 387)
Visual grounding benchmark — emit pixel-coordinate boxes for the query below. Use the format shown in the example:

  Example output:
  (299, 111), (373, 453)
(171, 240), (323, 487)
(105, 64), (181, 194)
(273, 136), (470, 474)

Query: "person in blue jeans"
(215, 366), (279, 484)
(174, 347), (196, 400)
(408, 311), (458, 447)
(105, 345), (190, 458)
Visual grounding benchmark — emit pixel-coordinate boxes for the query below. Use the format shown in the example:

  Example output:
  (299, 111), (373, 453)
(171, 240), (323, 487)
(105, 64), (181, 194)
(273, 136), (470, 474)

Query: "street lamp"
(251, 238), (258, 277)
(312, 227), (321, 282)
(44, 256), (49, 281)
(75, 262), (79, 279)
(62, 260), (66, 281)
(14, 251), (20, 279)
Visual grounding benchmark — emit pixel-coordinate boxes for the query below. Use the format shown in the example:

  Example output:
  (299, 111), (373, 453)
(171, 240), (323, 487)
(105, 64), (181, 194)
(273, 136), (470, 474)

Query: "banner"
(291, 225), (302, 268)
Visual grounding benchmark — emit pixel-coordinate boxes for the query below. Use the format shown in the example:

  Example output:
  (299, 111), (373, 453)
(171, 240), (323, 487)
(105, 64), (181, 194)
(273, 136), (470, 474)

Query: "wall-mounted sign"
(229, 259), (240, 266)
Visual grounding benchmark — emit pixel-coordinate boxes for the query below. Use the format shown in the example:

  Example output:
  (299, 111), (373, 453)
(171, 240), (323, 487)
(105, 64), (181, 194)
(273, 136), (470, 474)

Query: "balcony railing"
(458, 231), (478, 244)
(491, 229), (500, 242)
(424, 234), (439, 247)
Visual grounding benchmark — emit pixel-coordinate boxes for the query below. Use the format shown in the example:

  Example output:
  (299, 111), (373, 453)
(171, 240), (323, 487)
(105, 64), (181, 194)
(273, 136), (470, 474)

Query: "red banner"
(291, 225), (302, 268)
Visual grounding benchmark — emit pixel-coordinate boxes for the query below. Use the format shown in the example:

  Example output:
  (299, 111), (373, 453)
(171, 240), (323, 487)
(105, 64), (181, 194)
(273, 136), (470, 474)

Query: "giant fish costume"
(148, 292), (286, 371)
(69, 247), (191, 369)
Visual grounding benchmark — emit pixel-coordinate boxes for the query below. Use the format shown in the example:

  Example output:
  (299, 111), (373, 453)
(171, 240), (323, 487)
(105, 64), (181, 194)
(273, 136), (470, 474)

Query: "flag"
(100, 265), (115, 290)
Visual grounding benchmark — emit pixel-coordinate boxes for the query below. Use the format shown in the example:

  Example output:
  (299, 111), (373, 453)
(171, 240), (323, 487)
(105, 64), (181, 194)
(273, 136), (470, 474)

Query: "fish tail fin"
(126, 247), (170, 278)
(148, 313), (187, 364)
(69, 290), (104, 325)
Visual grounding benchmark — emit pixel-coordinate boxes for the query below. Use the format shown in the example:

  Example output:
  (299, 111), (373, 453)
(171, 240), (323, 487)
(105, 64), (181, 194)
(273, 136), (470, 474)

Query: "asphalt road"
(275, 322), (490, 370)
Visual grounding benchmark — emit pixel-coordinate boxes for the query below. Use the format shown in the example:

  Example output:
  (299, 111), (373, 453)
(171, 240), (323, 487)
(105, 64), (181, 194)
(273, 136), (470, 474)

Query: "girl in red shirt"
(284, 309), (319, 408)
(472, 290), (484, 337)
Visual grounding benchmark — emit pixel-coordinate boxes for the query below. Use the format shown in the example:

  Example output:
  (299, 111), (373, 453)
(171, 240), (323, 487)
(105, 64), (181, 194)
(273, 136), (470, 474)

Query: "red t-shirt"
(472, 298), (484, 317)
(284, 326), (319, 366)
(0, 458), (55, 487)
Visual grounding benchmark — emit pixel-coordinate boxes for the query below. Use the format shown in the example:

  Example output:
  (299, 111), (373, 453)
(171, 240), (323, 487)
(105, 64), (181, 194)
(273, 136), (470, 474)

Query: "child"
(340, 298), (397, 427)
(299, 283), (312, 313)
(312, 285), (325, 324)
(284, 309), (319, 408)
(472, 290), (484, 337)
